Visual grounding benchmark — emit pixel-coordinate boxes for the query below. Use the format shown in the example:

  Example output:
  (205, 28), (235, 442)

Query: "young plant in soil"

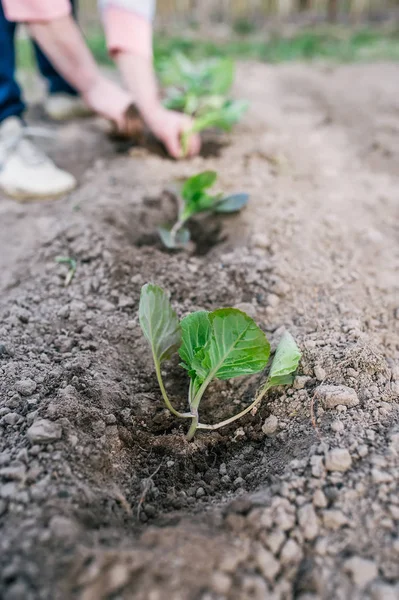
(139, 283), (301, 441)
(158, 53), (248, 154)
(55, 256), (77, 286)
(158, 170), (249, 249)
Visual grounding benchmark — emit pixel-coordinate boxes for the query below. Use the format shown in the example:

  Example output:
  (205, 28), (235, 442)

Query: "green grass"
(16, 27), (399, 71)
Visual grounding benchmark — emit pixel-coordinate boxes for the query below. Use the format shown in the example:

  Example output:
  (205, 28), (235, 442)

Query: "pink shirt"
(3, 0), (156, 59)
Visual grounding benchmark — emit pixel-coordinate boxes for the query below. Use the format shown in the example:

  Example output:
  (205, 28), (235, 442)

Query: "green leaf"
(158, 226), (190, 249)
(179, 311), (211, 377)
(268, 331), (301, 387)
(206, 58), (234, 95)
(198, 308), (270, 382)
(191, 99), (249, 134)
(139, 284), (182, 364)
(181, 171), (217, 202)
(214, 193), (249, 213)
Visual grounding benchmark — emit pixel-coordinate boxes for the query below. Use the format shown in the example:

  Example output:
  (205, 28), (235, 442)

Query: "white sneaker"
(0, 117), (76, 201)
(44, 93), (93, 121)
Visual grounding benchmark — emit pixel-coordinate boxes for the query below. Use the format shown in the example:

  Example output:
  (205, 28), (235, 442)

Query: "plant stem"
(170, 218), (186, 246)
(196, 383), (271, 431)
(186, 405), (199, 441)
(181, 130), (191, 157)
(154, 358), (192, 419)
(185, 376), (212, 440)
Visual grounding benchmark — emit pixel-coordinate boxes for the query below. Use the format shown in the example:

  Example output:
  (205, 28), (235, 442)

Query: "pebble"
(0, 482), (17, 500)
(267, 293), (280, 308)
(358, 444), (368, 458)
(313, 489), (328, 508)
(15, 378), (37, 396)
(3, 412), (19, 426)
(219, 463), (227, 476)
(331, 420), (344, 433)
(371, 468), (393, 484)
(294, 376), (311, 390)
(315, 385), (359, 409)
(264, 529), (286, 555)
(255, 544), (280, 582)
(297, 503), (320, 540)
(211, 572), (232, 595)
(272, 498), (296, 531)
(262, 415), (278, 436)
(196, 487), (206, 498)
(280, 539), (303, 565)
(27, 419), (62, 444)
(49, 515), (80, 541)
(314, 365), (326, 381)
(252, 233), (270, 249)
(322, 509), (348, 530)
(310, 455), (325, 478)
(325, 448), (352, 473)
(118, 294), (134, 309)
(344, 556), (378, 587)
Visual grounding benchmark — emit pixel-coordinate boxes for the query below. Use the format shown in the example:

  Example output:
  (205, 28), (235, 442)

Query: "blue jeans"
(0, 0), (78, 123)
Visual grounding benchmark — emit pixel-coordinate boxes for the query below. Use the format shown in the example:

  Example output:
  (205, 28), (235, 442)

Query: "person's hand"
(144, 106), (201, 159)
(82, 77), (139, 136)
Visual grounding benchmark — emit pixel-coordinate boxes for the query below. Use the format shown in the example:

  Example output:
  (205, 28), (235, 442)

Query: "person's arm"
(2, 1), (135, 133)
(103, 3), (200, 158)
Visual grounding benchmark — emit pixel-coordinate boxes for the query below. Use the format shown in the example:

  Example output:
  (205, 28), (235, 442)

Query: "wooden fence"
(80, 0), (399, 27)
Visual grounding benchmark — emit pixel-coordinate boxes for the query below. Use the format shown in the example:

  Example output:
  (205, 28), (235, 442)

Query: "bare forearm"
(114, 52), (160, 123)
(28, 16), (100, 95)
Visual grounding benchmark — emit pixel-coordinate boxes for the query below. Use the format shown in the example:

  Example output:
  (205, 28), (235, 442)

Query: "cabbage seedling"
(139, 284), (301, 441)
(159, 53), (236, 113)
(158, 53), (248, 155)
(181, 99), (248, 156)
(158, 170), (249, 249)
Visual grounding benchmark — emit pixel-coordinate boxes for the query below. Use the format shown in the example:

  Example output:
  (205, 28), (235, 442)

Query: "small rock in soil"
(313, 489), (328, 508)
(280, 539), (303, 566)
(262, 414), (278, 436)
(27, 419), (62, 444)
(297, 503), (320, 540)
(264, 529), (286, 555)
(196, 487), (206, 498)
(255, 544), (280, 582)
(371, 468), (393, 483)
(325, 448), (352, 472)
(331, 420), (344, 432)
(322, 509), (348, 530)
(2, 412), (19, 426)
(294, 376), (311, 390)
(315, 385), (359, 409)
(344, 556), (378, 587)
(49, 515), (80, 541)
(211, 571), (232, 595)
(15, 378), (37, 396)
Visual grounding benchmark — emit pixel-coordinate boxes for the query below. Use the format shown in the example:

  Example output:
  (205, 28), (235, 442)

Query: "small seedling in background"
(159, 53), (235, 112)
(139, 284), (301, 440)
(158, 53), (248, 155)
(158, 171), (249, 249)
(55, 256), (77, 287)
(181, 99), (248, 156)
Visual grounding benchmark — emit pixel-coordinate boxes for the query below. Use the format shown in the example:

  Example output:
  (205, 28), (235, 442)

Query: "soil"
(1, 62), (399, 600)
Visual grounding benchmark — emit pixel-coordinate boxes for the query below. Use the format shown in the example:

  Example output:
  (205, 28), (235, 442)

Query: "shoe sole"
(45, 109), (94, 121)
(0, 183), (76, 202)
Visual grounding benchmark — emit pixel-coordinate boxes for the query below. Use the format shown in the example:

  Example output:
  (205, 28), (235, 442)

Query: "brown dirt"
(1, 62), (399, 600)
